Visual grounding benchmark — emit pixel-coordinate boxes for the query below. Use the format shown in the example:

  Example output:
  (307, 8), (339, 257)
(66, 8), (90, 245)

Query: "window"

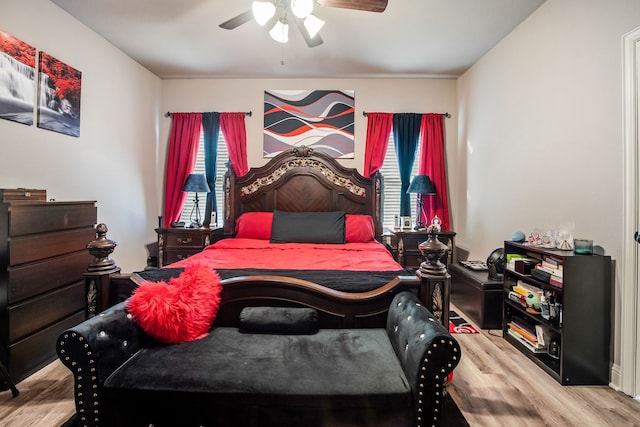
(379, 132), (420, 229)
(180, 131), (228, 226)
(181, 130), (419, 230)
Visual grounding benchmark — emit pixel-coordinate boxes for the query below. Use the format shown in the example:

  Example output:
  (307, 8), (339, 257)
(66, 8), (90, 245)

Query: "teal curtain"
(393, 113), (422, 216)
(202, 112), (220, 228)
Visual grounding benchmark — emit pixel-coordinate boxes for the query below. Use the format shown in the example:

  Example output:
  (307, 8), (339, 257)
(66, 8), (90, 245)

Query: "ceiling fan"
(219, 0), (388, 48)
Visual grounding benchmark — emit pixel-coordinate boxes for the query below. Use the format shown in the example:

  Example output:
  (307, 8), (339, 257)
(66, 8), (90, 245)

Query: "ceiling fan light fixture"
(303, 14), (325, 39)
(252, 1), (276, 26)
(291, 0), (314, 19)
(269, 19), (289, 43)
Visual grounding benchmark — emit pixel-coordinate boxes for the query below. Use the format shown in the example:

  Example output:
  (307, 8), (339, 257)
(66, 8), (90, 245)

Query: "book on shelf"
(507, 328), (548, 353)
(535, 263), (562, 276)
(540, 262), (563, 276)
(508, 291), (529, 308)
(512, 285), (531, 297)
(531, 268), (551, 283)
(516, 280), (541, 294)
(543, 255), (564, 267)
(535, 324), (554, 347)
(549, 274), (563, 288)
(510, 315), (537, 333)
(507, 321), (538, 343)
(525, 251), (544, 261)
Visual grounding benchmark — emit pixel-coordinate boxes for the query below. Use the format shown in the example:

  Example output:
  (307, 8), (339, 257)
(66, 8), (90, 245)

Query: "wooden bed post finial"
(85, 223), (121, 317)
(86, 223), (118, 272)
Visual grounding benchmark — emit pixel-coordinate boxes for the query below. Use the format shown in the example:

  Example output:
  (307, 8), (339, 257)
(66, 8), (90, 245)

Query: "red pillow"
(235, 212), (273, 240)
(345, 214), (376, 243)
(127, 265), (222, 344)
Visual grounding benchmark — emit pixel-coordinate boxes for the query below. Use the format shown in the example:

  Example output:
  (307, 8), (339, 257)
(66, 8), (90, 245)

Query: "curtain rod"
(362, 111), (450, 118)
(164, 111), (252, 118)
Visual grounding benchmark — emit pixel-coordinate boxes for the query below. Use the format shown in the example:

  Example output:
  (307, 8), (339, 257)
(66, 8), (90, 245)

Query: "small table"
(383, 229), (456, 270)
(155, 227), (223, 267)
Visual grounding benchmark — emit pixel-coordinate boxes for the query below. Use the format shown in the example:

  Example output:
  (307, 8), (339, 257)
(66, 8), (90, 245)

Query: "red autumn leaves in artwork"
(0, 31), (35, 68)
(38, 51), (81, 109)
(0, 31), (80, 110)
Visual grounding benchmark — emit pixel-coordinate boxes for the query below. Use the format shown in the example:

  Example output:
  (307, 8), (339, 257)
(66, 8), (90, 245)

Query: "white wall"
(160, 79), (458, 171)
(160, 78), (459, 215)
(457, 0), (640, 388)
(0, 0), (161, 272)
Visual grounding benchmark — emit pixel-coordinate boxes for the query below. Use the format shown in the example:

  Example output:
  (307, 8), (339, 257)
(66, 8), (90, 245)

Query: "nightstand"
(384, 229), (456, 270)
(155, 227), (223, 267)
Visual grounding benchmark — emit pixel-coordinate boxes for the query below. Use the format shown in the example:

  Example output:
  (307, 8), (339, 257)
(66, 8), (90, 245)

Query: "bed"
(94, 146), (448, 327)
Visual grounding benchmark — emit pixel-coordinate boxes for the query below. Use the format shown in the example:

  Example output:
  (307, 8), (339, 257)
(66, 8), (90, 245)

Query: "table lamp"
(406, 175), (436, 230)
(183, 174), (210, 228)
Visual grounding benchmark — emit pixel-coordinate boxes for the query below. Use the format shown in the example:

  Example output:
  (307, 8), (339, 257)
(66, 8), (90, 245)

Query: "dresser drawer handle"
(177, 237), (193, 244)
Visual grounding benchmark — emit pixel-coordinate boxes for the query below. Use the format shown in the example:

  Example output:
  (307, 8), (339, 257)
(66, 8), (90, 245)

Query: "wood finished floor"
(2, 304), (640, 427)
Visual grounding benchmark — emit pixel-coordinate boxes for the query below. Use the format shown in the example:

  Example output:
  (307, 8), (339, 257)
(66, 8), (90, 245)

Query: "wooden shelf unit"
(502, 241), (611, 385)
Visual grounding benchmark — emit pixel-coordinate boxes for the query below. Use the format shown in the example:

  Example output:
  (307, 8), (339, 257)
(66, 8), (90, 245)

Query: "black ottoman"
(449, 262), (503, 329)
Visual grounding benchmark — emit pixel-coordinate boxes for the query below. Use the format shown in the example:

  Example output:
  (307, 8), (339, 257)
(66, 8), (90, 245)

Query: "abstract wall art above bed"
(263, 89), (354, 158)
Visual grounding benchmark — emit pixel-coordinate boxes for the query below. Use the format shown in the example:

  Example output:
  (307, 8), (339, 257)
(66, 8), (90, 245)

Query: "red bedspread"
(169, 238), (403, 271)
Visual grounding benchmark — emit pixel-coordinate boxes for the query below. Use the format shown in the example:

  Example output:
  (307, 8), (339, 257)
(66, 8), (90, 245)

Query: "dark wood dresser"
(0, 190), (96, 383)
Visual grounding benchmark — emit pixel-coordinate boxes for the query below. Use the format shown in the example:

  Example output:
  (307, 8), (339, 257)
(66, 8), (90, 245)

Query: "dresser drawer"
(401, 234), (429, 251)
(8, 281), (85, 342)
(8, 310), (85, 382)
(165, 231), (208, 249)
(404, 253), (426, 269)
(164, 249), (201, 265)
(8, 202), (96, 236)
(8, 251), (92, 303)
(9, 227), (95, 266)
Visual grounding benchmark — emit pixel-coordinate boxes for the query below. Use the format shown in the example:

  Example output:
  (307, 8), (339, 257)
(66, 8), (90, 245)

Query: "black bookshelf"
(502, 241), (611, 385)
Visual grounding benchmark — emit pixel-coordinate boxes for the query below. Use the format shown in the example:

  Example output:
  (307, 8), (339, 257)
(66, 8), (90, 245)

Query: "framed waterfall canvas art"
(263, 89), (355, 158)
(0, 31), (36, 126)
(37, 51), (82, 137)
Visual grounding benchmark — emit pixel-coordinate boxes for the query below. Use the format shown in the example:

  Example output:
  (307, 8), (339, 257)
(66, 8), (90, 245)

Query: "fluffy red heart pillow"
(127, 265), (222, 344)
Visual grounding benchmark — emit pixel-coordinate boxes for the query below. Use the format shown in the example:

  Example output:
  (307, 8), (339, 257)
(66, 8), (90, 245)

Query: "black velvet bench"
(449, 262), (503, 330)
(57, 288), (461, 427)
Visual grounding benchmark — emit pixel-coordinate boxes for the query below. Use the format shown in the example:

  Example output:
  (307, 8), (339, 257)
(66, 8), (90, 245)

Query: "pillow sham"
(127, 265), (222, 344)
(345, 214), (376, 243)
(235, 211), (273, 240)
(270, 210), (346, 244)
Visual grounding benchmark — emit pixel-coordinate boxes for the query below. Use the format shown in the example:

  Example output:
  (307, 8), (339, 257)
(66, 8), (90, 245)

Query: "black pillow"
(270, 210), (346, 244)
(239, 307), (319, 334)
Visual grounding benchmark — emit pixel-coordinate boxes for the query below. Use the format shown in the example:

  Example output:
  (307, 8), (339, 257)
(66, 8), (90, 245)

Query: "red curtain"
(162, 113), (202, 228)
(418, 114), (450, 231)
(220, 112), (249, 177)
(363, 113), (393, 177)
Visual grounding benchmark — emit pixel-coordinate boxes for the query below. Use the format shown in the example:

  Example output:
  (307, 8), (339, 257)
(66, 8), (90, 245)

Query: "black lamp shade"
(407, 175), (436, 195)
(183, 174), (211, 193)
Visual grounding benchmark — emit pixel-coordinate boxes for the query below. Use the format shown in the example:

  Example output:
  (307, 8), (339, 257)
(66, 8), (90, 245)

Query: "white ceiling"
(50, 0), (545, 79)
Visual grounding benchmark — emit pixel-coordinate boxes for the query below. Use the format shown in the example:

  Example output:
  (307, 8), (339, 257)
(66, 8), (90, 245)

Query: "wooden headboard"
(223, 146), (383, 239)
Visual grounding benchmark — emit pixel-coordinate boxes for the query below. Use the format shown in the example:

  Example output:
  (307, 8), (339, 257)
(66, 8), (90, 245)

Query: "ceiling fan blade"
(297, 20), (324, 48)
(316, 0), (388, 13)
(219, 9), (253, 30)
